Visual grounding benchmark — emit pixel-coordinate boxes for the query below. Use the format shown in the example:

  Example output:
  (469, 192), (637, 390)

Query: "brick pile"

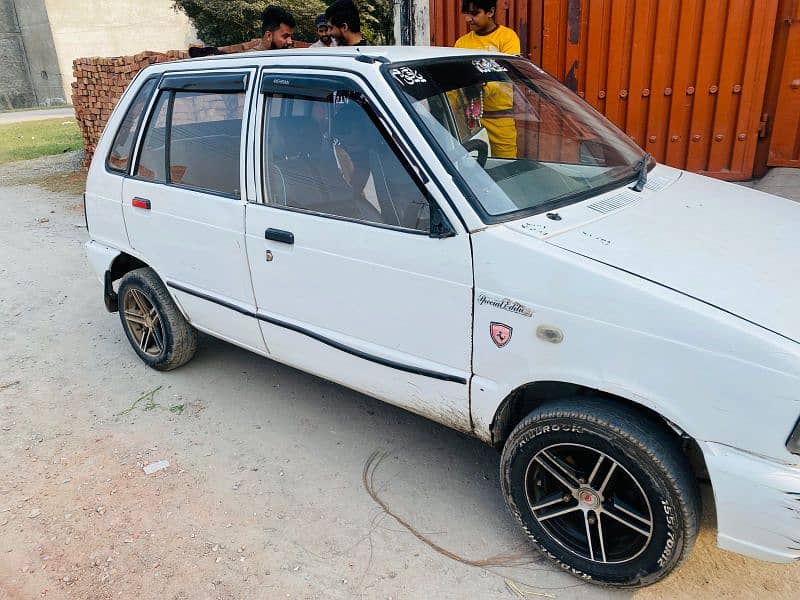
(72, 38), (310, 168)
(72, 50), (188, 168)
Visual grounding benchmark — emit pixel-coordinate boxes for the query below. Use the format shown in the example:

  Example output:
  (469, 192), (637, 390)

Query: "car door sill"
(166, 281), (468, 384)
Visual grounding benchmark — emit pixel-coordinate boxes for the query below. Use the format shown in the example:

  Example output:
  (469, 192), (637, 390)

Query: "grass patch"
(0, 118), (82, 165)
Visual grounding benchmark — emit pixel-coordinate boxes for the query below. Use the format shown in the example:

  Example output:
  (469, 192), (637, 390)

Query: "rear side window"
(135, 87), (246, 198)
(169, 91), (245, 196)
(136, 92), (169, 183)
(107, 78), (157, 173)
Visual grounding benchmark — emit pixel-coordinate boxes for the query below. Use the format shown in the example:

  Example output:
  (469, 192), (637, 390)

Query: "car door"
(244, 71), (474, 430)
(122, 69), (266, 355)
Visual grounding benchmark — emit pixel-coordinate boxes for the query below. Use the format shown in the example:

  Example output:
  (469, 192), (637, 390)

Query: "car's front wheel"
(117, 268), (197, 371)
(500, 398), (699, 587)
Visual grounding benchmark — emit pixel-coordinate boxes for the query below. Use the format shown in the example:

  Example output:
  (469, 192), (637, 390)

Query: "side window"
(136, 92), (169, 182)
(107, 78), (157, 173)
(263, 93), (430, 232)
(135, 88), (246, 198)
(169, 91), (245, 197)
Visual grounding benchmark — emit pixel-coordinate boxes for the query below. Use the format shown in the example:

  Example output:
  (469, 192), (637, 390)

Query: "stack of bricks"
(72, 50), (188, 168)
(71, 38), (309, 169)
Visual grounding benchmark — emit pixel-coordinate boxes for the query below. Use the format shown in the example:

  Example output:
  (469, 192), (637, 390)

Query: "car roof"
(168, 45), (508, 68)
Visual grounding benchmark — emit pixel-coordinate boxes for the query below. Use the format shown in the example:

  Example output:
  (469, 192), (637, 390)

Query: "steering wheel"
(462, 139), (489, 167)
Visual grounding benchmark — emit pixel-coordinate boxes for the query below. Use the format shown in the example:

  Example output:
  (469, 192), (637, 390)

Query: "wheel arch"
(490, 381), (710, 492)
(103, 252), (150, 313)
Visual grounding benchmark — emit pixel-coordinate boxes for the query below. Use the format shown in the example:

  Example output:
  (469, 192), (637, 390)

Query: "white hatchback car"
(85, 46), (800, 587)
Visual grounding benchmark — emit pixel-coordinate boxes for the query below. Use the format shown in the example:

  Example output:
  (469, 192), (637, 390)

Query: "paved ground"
(0, 156), (798, 599)
(0, 107), (75, 125)
(740, 167), (800, 202)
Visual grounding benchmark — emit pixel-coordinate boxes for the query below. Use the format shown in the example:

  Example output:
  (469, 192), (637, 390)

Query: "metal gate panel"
(767, 1), (800, 167)
(429, 0), (780, 180)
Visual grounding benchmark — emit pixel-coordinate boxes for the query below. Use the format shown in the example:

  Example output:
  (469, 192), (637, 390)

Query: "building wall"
(15, 0), (65, 106)
(0, 0), (35, 109)
(44, 0), (198, 100)
(0, 0), (63, 108)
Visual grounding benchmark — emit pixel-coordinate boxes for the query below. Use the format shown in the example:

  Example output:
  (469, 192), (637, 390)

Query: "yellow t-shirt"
(454, 25), (521, 55)
(455, 25), (520, 158)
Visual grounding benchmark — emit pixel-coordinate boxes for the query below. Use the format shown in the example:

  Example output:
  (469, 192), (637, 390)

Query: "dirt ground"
(1, 155), (799, 599)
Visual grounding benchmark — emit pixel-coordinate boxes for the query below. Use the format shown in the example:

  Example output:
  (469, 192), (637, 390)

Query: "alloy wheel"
(122, 288), (165, 357)
(524, 443), (654, 564)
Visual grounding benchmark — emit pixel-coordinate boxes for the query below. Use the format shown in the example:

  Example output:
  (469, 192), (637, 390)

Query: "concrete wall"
(44, 0), (198, 100)
(0, 0), (35, 109)
(14, 0), (65, 106)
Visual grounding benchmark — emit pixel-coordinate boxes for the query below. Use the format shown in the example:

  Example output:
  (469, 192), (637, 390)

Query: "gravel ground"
(0, 164), (798, 599)
(0, 150), (83, 187)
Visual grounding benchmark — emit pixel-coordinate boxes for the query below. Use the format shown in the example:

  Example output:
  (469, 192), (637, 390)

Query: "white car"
(84, 46), (800, 587)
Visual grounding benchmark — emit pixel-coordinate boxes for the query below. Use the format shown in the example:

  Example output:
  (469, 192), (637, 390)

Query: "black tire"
(500, 398), (699, 588)
(117, 267), (197, 371)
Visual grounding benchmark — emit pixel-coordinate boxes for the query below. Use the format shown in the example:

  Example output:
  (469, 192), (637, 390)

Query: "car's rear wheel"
(118, 268), (197, 371)
(500, 398), (699, 587)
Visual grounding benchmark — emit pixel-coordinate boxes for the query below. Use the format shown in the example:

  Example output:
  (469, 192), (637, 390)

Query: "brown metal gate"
(429, 0), (783, 180)
(766, 0), (800, 167)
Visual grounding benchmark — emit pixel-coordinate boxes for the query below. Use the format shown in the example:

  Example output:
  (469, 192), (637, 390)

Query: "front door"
(122, 70), (265, 354)
(244, 71), (474, 430)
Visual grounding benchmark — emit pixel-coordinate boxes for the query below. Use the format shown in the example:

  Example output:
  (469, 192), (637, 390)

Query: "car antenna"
(631, 152), (652, 192)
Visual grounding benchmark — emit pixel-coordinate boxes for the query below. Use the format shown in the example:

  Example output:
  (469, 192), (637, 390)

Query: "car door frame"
(243, 65), (477, 433)
(121, 65), (268, 355)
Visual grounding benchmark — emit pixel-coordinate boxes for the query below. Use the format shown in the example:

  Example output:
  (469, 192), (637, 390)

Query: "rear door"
(244, 71), (474, 430)
(122, 69), (265, 354)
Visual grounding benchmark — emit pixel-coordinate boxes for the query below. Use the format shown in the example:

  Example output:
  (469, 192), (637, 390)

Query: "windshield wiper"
(630, 152), (652, 192)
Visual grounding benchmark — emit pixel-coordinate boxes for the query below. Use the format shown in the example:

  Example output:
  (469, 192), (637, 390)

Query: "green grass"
(0, 118), (83, 165)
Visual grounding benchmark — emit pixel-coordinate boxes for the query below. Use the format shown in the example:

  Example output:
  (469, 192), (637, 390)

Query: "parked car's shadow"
(182, 333), (630, 597)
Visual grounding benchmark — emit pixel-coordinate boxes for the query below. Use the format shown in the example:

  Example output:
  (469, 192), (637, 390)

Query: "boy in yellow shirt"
(455, 0), (520, 158)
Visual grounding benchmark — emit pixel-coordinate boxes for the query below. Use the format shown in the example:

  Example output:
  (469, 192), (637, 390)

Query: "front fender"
(471, 227), (800, 462)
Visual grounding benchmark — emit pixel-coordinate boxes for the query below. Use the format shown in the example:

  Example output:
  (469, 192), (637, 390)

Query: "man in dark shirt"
(325, 0), (370, 46)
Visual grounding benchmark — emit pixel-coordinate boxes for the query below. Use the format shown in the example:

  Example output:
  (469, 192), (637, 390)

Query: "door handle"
(131, 197), (151, 209)
(265, 228), (294, 244)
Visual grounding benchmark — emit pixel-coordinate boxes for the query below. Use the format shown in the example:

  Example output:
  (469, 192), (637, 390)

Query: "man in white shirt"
(309, 15), (337, 48)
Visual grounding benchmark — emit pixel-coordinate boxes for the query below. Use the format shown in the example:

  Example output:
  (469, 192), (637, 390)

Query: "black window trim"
(129, 71), (252, 201)
(258, 74), (452, 237)
(105, 75), (159, 176)
(159, 72), (249, 93)
(121, 62), (471, 234)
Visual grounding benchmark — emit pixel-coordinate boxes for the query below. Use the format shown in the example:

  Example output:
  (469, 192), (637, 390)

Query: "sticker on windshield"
(472, 58), (508, 74)
(390, 67), (427, 86)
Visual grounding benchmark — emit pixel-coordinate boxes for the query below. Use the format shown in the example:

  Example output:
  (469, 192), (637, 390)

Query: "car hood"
(513, 169), (800, 343)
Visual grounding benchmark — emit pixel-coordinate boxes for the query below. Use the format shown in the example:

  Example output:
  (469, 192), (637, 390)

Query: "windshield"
(387, 57), (646, 220)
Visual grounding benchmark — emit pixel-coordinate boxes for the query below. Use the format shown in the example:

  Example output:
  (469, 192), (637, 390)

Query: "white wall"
(44, 0), (198, 99)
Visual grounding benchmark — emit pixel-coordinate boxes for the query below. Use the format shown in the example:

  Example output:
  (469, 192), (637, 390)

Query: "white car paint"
(84, 46), (800, 566)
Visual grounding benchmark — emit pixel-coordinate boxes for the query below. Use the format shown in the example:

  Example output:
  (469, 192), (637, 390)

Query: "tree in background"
(173, 0), (325, 46)
(173, 0), (393, 47)
(358, 0), (394, 45)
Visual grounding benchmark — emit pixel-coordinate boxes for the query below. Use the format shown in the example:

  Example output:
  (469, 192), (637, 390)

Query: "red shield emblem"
(490, 322), (512, 348)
